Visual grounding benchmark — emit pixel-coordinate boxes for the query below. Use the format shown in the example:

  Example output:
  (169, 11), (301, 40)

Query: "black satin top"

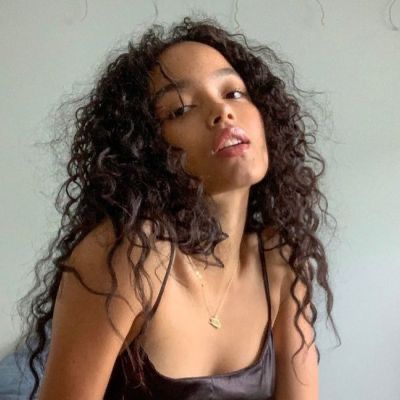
(105, 231), (275, 399)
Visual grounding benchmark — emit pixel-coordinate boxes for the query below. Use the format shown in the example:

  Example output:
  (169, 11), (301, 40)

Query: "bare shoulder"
(258, 226), (314, 316)
(261, 228), (318, 399)
(245, 229), (318, 399)
(64, 217), (169, 294)
(255, 227), (295, 305)
(39, 218), (168, 399)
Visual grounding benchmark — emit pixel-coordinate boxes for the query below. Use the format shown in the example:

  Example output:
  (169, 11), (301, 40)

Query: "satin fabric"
(105, 231), (275, 399)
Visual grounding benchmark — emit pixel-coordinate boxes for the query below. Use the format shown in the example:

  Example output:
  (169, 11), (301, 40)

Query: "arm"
(272, 268), (319, 400)
(38, 221), (145, 400)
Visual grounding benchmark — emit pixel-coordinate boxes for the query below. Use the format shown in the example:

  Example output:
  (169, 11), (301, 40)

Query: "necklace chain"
(187, 256), (239, 329)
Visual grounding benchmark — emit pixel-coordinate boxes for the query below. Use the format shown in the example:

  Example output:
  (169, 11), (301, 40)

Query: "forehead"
(149, 41), (235, 91)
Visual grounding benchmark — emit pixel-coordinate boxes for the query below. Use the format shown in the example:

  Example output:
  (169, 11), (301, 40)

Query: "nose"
(207, 102), (235, 128)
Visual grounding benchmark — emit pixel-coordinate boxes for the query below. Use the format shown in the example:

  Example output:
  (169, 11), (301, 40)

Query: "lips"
(212, 126), (250, 154)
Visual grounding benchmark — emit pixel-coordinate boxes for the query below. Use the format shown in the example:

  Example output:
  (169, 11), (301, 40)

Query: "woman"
(18, 16), (339, 400)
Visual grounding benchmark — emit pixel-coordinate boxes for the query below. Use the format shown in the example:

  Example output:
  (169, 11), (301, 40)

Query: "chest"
(138, 256), (280, 379)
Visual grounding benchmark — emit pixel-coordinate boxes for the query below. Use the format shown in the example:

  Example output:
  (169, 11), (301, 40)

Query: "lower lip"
(216, 143), (250, 158)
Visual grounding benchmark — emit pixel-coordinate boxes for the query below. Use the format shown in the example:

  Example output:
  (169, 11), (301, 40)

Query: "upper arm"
(272, 267), (319, 400)
(38, 220), (146, 400)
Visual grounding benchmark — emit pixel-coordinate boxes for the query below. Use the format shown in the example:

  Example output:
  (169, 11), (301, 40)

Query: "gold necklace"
(187, 256), (239, 330)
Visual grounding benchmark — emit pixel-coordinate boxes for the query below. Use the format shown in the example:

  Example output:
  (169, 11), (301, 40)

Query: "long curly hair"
(16, 15), (340, 399)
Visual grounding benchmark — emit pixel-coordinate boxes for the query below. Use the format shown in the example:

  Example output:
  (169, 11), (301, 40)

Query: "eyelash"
(166, 88), (248, 121)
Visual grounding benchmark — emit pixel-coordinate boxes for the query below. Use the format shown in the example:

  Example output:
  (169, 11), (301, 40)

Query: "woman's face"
(149, 41), (268, 195)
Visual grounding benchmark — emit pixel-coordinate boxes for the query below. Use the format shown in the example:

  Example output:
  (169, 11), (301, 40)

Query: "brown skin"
(149, 41), (319, 398)
(149, 41), (268, 292)
(38, 41), (318, 400)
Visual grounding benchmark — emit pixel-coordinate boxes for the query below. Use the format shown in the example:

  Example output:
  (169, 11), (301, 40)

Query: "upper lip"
(213, 125), (250, 153)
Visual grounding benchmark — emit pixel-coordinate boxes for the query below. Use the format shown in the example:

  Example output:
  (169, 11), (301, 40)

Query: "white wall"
(1, 1), (399, 399)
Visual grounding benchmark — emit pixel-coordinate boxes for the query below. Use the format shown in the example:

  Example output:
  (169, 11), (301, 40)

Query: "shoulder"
(57, 217), (173, 343)
(248, 227), (295, 306)
(66, 217), (170, 293)
(41, 220), (175, 398)
(256, 228), (318, 398)
(260, 228), (312, 307)
(42, 219), (164, 398)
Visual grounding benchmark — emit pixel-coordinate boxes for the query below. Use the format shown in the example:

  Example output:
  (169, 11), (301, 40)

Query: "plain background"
(1, 1), (399, 399)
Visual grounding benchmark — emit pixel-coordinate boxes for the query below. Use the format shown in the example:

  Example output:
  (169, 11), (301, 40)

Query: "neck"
(186, 187), (250, 291)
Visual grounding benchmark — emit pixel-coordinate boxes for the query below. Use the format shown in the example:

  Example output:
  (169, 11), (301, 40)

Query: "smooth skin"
(38, 41), (318, 399)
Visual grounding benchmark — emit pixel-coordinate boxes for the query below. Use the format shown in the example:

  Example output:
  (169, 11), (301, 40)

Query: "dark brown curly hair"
(16, 15), (340, 399)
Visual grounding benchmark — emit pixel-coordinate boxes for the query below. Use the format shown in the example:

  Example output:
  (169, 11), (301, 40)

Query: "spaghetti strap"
(148, 241), (176, 320)
(106, 234), (276, 399)
(257, 230), (272, 333)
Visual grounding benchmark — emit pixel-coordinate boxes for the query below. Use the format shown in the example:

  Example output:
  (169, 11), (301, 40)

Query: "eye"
(226, 88), (248, 99)
(167, 104), (193, 120)
(163, 88), (248, 121)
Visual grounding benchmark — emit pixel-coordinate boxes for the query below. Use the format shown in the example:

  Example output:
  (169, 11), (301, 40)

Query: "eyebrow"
(152, 67), (241, 105)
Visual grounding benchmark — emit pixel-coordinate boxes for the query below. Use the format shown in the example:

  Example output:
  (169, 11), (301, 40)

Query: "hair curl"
(16, 15), (340, 399)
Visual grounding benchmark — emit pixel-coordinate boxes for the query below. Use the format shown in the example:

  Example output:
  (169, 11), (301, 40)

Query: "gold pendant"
(209, 316), (222, 329)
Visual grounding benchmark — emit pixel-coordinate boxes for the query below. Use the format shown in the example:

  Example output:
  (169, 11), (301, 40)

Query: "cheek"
(161, 125), (177, 146)
(249, 109), (268, 172)
(161, 123), (209, 170)
(248, 109), (266, 143)
(162, 126), (191, 151)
